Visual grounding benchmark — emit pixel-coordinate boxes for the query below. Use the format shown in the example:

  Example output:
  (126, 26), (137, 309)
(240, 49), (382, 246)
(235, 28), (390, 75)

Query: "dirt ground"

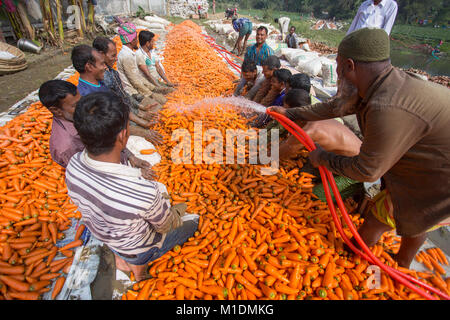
(0, 39), (93, 113)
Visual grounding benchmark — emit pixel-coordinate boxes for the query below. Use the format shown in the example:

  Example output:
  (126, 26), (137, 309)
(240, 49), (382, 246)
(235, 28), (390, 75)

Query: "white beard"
(332, 76), (361, 117)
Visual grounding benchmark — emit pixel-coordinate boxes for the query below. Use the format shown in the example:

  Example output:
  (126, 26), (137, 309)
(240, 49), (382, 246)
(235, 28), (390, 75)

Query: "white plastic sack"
(219, 24), (234, 35)
(126, 135), (161, 167)
(0, 51), (16, 60)
(301, 43), (311, 51)
(290, 51), (319, 67)
(144, 15), (171, 26)
(133, 18), (165, 30)
(296, 56), (323, 77)
(322, 60), (338, 87)
(25, 0), (42, 21)
(276, 48), (302, 59)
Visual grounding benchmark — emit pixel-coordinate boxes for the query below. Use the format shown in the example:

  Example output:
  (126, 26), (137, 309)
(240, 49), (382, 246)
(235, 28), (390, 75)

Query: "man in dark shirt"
(269, 28), (450, 268)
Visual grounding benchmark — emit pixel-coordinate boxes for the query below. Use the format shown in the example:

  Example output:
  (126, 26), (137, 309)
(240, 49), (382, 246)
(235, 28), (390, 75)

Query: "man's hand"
(139, 102), (159, 112)
(138, 110), (159, 123)
(128, 154), (157, 180)
(141, 167), (158, 181)
(128, 154), (150, 169)
(133, 117), (151, 129)
(145, 129), (164, 145)
(267, 106), (288, 117)
(308, 144), (327, 168)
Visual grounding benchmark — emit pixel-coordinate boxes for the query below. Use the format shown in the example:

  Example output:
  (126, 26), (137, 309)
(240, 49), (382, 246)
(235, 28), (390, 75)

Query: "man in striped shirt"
(65, 92), (198, 281)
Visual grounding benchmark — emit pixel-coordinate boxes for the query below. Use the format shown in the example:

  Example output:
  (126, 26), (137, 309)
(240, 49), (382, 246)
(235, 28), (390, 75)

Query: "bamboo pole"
(76, 0), (87, 35)
(70, 0), (84, 38)
(55, 0), (64, 42)
(87, 1), (95, 33)
(16, 2), (35, 40)
(6, 11), (23, 40)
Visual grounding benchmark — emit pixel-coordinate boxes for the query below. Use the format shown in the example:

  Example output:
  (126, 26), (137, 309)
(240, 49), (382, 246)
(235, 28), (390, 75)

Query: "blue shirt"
(77, 78), (110, 96)
(244, 42), (274, 66)
(232, 18), (250, 32)
(272, 89), (286, 106)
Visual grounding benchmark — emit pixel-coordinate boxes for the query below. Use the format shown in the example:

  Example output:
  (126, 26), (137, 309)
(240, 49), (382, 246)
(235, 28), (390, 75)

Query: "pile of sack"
(168, 0), (208, 18)
(276, 48), (337, 87)
(132, 14), (172, 30)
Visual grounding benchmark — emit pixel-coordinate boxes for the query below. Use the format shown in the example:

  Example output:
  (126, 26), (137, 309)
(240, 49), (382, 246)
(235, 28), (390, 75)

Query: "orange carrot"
(51, 276), (66, 300)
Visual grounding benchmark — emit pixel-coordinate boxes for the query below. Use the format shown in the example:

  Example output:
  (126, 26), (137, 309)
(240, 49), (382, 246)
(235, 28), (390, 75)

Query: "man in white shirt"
(346, 0), (398, 35)
(116, 23), (167, 104)
(275, 17), (291, 41)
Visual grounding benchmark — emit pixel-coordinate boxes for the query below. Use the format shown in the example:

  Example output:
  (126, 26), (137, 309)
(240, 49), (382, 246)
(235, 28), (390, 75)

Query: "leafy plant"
(136, 6), (148, 19)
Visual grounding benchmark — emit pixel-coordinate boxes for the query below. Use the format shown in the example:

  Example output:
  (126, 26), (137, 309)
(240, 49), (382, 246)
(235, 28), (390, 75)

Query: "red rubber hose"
(267, 110), (450, 300)
(269, 111), (449, 300)
(203, 34), (244, 62)
(202, 34), (243, 73)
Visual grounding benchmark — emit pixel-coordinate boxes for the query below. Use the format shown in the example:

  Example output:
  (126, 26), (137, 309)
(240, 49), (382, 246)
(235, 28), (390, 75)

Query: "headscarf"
(118, 22), (137, 45)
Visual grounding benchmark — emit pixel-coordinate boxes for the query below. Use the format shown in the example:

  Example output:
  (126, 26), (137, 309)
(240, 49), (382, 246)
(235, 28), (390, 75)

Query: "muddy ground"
(0, 39), (94, 112)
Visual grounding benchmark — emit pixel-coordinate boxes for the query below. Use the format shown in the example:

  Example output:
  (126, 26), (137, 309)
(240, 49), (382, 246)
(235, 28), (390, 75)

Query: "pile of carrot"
(1, 20), (447, 301)
(121, 21), (449, 300)
(0, 102), (84, 300)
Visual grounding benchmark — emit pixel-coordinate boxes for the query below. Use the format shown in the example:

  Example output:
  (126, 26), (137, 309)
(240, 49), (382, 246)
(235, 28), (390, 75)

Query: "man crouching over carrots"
(64, 91), (198, 281)
(269, 28), (450, 268)
(39, 80), (156, 181)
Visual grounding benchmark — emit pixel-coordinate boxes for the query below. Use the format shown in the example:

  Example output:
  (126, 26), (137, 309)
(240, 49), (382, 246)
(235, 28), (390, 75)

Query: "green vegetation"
(210, 4), (449, 54)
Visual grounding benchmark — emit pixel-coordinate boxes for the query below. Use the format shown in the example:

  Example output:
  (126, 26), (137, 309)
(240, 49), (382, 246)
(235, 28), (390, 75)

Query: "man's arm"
(138, 64), (159, 86)
(145, 187), (182, 234)
(284, 97), (355, 122)
(245, 75), (265, 100)
(252, 78), (271, 103)
(382, 2), (398, 35)
(234, 77), (246, 96)
(260, 87), (281, 107)
(313, 107), (429, 182)
(120, 57), (156, 96)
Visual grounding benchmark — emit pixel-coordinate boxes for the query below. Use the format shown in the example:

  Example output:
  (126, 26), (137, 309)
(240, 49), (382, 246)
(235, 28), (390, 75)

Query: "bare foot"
(114, 253), (131, 273)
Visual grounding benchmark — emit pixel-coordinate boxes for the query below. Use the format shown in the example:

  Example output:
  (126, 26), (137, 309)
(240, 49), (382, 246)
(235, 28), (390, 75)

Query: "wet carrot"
(51, 276), (66, 300)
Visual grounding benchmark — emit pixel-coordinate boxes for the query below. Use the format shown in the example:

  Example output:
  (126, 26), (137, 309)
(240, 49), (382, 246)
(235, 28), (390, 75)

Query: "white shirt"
(135, 48), (162, 81)
(117, 45), (139, 95)
(347, 0), (398, 35)
(278, 17), (290, 34)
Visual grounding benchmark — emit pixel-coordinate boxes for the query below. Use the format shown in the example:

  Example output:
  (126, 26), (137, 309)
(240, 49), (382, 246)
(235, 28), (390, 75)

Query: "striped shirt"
(65, 150), (173, 255)
(244, 42), (274, 66)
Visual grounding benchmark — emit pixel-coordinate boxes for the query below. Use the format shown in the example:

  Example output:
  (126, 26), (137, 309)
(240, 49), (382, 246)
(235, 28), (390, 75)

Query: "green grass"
(230, 8), (348, 48)
(211, 7), (449, 54)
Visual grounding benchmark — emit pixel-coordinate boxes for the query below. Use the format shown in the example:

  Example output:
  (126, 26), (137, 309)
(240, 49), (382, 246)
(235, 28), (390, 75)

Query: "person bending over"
(233, 59), (264, 100)
(231, 17), (253, 56)
(38, 80), (153, 178)
(136, 31), (175, 92)
(65, 92), (199, 281)
(116, 22), (168, 105)
(270, 28), (450, 268)
(252, 55), (281, 105)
